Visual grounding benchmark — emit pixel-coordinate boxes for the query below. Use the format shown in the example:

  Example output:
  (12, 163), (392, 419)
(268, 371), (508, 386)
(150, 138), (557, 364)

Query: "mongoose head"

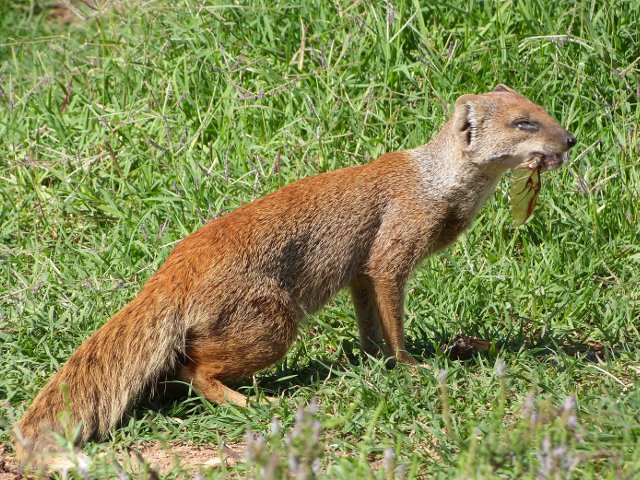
(452, 84), (576, 172)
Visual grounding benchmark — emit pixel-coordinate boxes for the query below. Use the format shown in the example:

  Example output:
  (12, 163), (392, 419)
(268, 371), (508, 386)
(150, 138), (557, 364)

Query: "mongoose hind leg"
(178, 363), (248, 406)
(180, 282), (300, 405)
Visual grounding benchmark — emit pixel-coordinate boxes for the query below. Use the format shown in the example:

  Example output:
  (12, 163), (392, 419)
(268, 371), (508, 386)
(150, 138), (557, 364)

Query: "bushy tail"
(15, 289), (184, 464)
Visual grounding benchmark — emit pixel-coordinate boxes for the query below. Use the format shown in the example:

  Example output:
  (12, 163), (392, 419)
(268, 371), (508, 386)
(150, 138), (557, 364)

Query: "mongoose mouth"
(517, 152), (568, 172)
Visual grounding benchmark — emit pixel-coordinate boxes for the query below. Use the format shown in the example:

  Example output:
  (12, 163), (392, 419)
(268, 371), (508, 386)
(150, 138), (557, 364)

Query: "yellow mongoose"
(15, 84), (576, 466)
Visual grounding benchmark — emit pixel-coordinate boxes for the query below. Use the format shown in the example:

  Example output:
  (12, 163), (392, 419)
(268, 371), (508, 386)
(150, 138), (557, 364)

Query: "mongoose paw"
(395, 351), (421, 367)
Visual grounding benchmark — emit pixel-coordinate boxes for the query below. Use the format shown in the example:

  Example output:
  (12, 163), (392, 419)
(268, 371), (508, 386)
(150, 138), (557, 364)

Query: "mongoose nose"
(566, 134), (576, 148)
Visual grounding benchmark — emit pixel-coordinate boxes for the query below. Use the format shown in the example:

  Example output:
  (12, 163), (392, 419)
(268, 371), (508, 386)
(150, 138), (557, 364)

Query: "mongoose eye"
(514, 120), (539, 132)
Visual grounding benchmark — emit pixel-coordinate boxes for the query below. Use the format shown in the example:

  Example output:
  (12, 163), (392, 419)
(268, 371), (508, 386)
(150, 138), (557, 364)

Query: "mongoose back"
(15, 85), (576, 467)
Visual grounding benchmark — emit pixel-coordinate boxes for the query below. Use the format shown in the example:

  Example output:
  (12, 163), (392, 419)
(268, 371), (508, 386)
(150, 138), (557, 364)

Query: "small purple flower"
(382, 447), (395, 473)
(536, 435), (578, 479)
(270, 417), (282, 436)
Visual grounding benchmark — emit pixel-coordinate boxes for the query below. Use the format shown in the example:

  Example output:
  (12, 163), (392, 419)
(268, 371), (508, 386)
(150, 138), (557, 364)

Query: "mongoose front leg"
(370, 277), (419, 366)
(351, 275), (385, 358)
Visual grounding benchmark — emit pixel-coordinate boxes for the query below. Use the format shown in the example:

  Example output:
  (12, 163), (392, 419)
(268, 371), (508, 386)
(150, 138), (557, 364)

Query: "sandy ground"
(0, 441), (245, 478)
(118, 441), (245, 475)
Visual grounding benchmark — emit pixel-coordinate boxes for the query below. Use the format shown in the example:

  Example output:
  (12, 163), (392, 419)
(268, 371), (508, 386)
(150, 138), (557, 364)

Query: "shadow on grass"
(138, 332), (626, 419)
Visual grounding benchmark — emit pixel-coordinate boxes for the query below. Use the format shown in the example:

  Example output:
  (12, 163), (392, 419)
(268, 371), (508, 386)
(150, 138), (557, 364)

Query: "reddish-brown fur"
(15, 85), (575, 469)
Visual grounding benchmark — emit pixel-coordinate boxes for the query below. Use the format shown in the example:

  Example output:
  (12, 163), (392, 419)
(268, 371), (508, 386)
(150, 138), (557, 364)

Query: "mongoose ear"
(493, 84), (519, 95)
(453, 94), (482, 148)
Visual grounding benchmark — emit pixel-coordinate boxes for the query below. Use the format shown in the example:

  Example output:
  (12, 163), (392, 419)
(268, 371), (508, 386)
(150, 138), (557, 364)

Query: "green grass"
(1, 0), (639, 478)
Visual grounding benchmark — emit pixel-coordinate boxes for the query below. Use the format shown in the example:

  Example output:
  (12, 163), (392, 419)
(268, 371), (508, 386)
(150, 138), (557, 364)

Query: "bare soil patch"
(118, 441), (245, 476)
(0, 441), (246, 478)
